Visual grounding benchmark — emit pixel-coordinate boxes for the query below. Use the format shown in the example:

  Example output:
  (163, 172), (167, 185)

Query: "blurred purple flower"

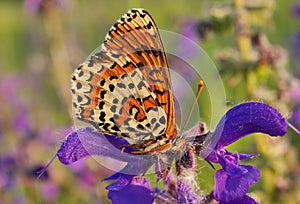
(170, 20), (199, 105)
(25, 165), (60, 202)
(69, 160), (105, 188)
(0, 75), (24, 99)
(174, 20), (199, 80)
(0, 155), (17, 189)
(24, 0), (68, 14)
(290, 81), (300, 103)
(289, 80), (300, 126)
(293, 3), (300, 17)
(0, 75), (32, 138)
(24, 0), (42, 13)
(41, 181), (59, 202)
(292, 106), (300, 126)
(200, 102), (287, 203)
(293, 30), (300, 61)
(13, 110), (31, 136)
(177, 20), (199, 59)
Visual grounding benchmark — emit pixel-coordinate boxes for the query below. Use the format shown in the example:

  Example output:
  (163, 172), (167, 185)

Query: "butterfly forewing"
(72, 8), (177, 153)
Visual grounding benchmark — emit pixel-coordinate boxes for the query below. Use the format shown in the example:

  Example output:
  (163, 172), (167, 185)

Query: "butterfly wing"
(71, 9), (177, 153)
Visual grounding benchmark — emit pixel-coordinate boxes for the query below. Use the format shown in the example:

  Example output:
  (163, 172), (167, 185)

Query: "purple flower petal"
(105, 174), (134, 191)
(58, 127), (130, 163)
(227, 152), (259, 161)
(57, 128), (105, 164)
(212, 102), (287, 150)
(292, 106), (300, 126)
(219, 195), (258, 204)
(204, 144), (259, 164)
(107, 177), (154, 204)
(217, 154), (247, 176)
(214, 169), (249, 202)
(56, 127), (152, 175)
(131, 177), (152, 189)
(293, 3), (300, 17)
(243, 165), (260, 186)
(213, 160), (260, 202)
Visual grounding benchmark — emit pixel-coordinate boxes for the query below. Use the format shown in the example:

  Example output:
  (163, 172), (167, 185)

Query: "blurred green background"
(1, 0), (300, 203)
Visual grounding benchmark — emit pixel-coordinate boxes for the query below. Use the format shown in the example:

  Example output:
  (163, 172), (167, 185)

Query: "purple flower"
(219, 195), (258, 204)
(292, 106), (300, 126)
(200, 102), (288, 203)
(106, 170), (199, 204)
(177, 20), (199, 60)
(293, 30), (300, 61)
(24, 0), (67, 14)
(38, 127), (155, 202)
(169, 20), (200, 109)
(44, 102), (289, 203)
(44, 127), (200, 203)
(0, 155), (17, 188)
(107, 177), (154, 204)
(169, 20), (199, 88)
(24, 0), (43, 13)
(0, 75), (32, 138)
(41, 180), (59, 202)
(55, 128), (152, 175)
(293, 3), (300, 17)
(13, 110), (31, 136)
(0, 74), (50, 147)
(290, 81), (300, 103)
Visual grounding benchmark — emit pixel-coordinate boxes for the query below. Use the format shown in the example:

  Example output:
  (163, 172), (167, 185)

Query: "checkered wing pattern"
(71, 9), (177, 153)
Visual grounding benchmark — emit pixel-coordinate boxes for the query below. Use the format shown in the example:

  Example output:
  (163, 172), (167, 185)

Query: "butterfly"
(71, 8), (178, 154)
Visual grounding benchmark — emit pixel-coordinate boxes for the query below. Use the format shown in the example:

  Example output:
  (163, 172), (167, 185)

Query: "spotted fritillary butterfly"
(71, 9), (178, 154)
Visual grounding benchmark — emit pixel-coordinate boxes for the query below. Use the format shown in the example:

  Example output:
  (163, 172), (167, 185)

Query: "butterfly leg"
(118, 138), (157, 154)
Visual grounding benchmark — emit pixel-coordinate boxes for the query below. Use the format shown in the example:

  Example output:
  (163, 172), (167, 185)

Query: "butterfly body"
(72, 9), (178, 154)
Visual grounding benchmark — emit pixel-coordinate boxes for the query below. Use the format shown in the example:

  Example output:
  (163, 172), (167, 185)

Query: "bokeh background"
(1, 0), (300, 203)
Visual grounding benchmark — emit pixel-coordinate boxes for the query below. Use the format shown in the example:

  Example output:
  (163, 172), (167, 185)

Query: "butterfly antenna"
(182, 80), (204, 131)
